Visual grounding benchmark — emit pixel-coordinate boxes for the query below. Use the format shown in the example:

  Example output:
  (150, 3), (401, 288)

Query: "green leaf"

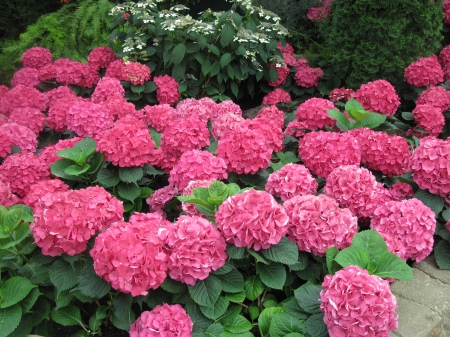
(345, 97), (365, 112)
(230, 81), (238, 98)
(226, 245), (246, 260)
(262, 237), (298, 265)
(150, 128), (162, 149)
(55, 148), (83, 163)
(414, 189), (444, 216)
(143, 163), (165, 176)
(327, 109), (351, 131)
(140, 187), (153, 199)
(55, 289), (74, 309)
(3, 208), (23, 233)
(208, 181), (228, 199)
(247, 249), (270, 265)
(0, 276), (36, 308)
(64, 164), (90, 176)
(7, 312), (32, 337)
(257, 263), (286, 290)
(294, 283), (323, 314)
(217, 269), (244, 293)
(31, 297), (51, 327)
(353, 112), (386, 129)
(113, 293), (135, 326)
(351, 229), (388, 261)
(118, 182), (141, 201)
(76, 263), (111, 299)
(248, 305), (260, 320)
(20, 287), (41, 313)
(224, 291), (246, 303)
(205, 322), (225, 336)
(334, 246), (370, 270)
(305, 313), (328, 337)
(200, 296), (229, 320)
(131, 84), (145, 93)
(95, 166), (120, 187)
(402, 111), (414, 120)
(172, 43), (186, 65)
(244, 275), (265, 301)
(160, 278), (186, 293)
(435, 240), (450, 270)
(119, 167), (144, 184)
(268, 312), (305, 337)
(185, 302), (213, 332)
(281, 297), (308, 320)
(373, 252), (413, 281)
(220, 53), (232, 67)
(220, 23), (235, 47)
(86, 152), (104, 173)
(144, 81), (157, 93)
(217, 304), (241, 326)
(209, 44), (220, 56)
(231, 12), (242, 27)
(188, 276), (222, 307)
(51, 305), (83, 327)
(49, 260), (80, 293)
(258, 307), (284, 337)
(325, 246), (341, 275)
(0, 304), (21, 337)
(223, 315), (252, 333)
(73, 137), (96, 157)
(50, 159), (82, 181)
(269, 67), (278, 82)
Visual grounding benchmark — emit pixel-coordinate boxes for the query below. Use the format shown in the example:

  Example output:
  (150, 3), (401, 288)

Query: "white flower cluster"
(122, 36), (147, 53)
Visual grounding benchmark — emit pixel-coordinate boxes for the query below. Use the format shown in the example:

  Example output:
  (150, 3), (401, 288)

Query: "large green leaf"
(95, 166), (120, 187)
(262, 238), (298, 265)
(220, 53), (232, 67)
(200, 296), (229, 320)
(50, 159), (82, 181)
(413, 188), (444, 216)
(49, 260), (80, 293)
(334, 246), (370, 270)
(373, 252), (413, 281)
(258, 307), (284, 337)
(188, 276), (222, 307)
(118, 167), (144, 184)
(51, 305), (83, 327)
(172, 43), (186, 65)
(350, 229), (388, 261)
(220, 23), (235, 47)
(217, 269), (244, 293)
(257, 263), (286, 290)
(293, 283), (323, 315)
(0, 276), (36, 309)
(223, 315), (252, 333)
(113, 293), (134, 326)
(435, 240), (450, 270)
(0, 304), (22, 337)
(244, 275), (265, 301)
(118, 182), (141, 201)
(305, 313), (328, 337)
(268, 312), (305, 337)
(76, 263), (111, 299)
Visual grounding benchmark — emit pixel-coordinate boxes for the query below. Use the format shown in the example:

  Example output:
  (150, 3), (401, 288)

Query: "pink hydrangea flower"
(176, 98), (212, 122)
(439, 44), (450, 68)
(294, 66), (324, 87)
(142, 104), (178, 133)
(324, 165), (381, 218)
(45, 86), (78, 108)
(211, 100), (242, 120)
(0, 180), (20, 207)
(122, 61), (151, 85)
(54, 59), (99, 88)
(268, 64), (290, 87)
(256, 105), (285, 129)
(354, 79), (400, 117)
(371, 199), (436, 262)
(277, 42), (294, 58)
(101, 97), (140, 121)
(22, 179), (69, 208)
(21, 47), (52, 69)
(91, 77), (125, 103)
(404, 55), (444, 87)
(295, 97), (336, 130)
(0, 84), (47, 116)
(153, 75), (181, 105)
(130, 304), (193, 337)
(0, 153), (50, 197)
(284, 194), (357, 256)
(211, 112), (245, 140)
(11, 67), (40, 87)
(266, 163), (318, 201)
(387, 182), (414, 201)
(216, 124), (273, 174)
(0, 132), (12, 158)
(87, 46), (118, 71)
(320, 265), (398, 337)
(165, 215), (227, 285)
(415, 85), (450, 113)
(215, 189), (289, 251)
(445, 0), (450, 25)
(90, 212), (170, 296)
(307, 0), (334, 21)
(1, 123), (37, 153)
(262, 88), (292, 105)
(284, 119), (310, 138)
(66, 101), (113, 140)
(97, 115), (160, 167)
(243, 117), (283, 152)
(168, 150), (228, 191)
(38, 64), (57, 82)
(105, 59), (127, 81)
(329, 87), (355, 102)
(412, 104), (445, 136)
(9, 107), (46, 135)
(0, 85), (8, 97)
(181, 179), (215, 217)
(47, 99), (79, 132)
(299, 131), (361, 178)
(410, 137), (450, 199)
(146, 185), (178, 217)
(38, 137), (83, 165)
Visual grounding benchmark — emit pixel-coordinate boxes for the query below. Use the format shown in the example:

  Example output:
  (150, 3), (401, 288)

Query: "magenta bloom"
(0, 84), (47, 116)
(387, 182), (414, 201)
(21, 47), (52, 69)
(329, 87), (355, 102)
(256, 105), (285, 129)
(176, 98), (213, 122)
(211, 112), (245, 140)
(284, 194), (357, 256)
(91, 77), (125, 103)
(31, 186), (124, 256)
(87, 46), (118, 71)
(299, 131), (361, 179)
(412, 104), (445, 137)
(212, 100), (242, 120)
(404, 55), (444, 87)
(130, 304), (193, 337)
(307, 0), (333, 21)
(265, 163), (318, 201)
(295, 97), (336, 130)
(371, 198), (435, 262)
(243, 117), (283, 152)
(320, 265), (398, 337)
(354, 79), (400, 117)
(415, 85), (450, 113)
(268, 64), (290, 87)
(146, 185), (178, 217)
(53, 59), (99, 88)
(11, 67), (40, 88)
(168, 149), (228, 191)
(66, 101), (113, 140)
(215, 189), (289, 251)
(9, 107), (46, 135)
(166, 215), (227, 285)
(154, 75), (181, 105)
(38, 137), (83, 165)
(22, 179), (69, 209)
(105, 59), (126, 81)
(38, 64), (57, 82)
(143, 104), (178, 132)
(262, 88), (292, 105)
(324, 165), (381, 218)
(101, 97), (140, 121)
(0, 180), (20, 207)
(0, 132), (12, 158)
(122, 61), (151, 85)
(1, 122), (38, 153)
(45, 86), (77, 108)
(294, 65), (324, 88)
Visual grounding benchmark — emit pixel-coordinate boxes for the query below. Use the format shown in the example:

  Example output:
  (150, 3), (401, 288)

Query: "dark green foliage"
(319, 0), (444, 90)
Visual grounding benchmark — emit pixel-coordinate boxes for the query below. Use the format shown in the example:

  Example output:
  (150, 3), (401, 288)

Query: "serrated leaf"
(226, 245), (246, 259)
(353, 113), (387, 129)
(188, 276), (222, 307)
(435, 240), (450, 270)
(64, 164), (90, 176)
(262, 237), (298, 265)
(118, 182), (141, 201)
(305, 313), (328, 337)
(294, 283), (323, 314)
(150, 128), (162, 149)
(268, 312), (306, 337)
(95, 166), (120, 187)
(224, 291), (246, 303)
(223, 315), (252, 333)
(0, 304), (21, 337)
(172, 43), (186, 65)
(345, 97), (365, 112)
(51, 305), (83, 327)
(220, 23), (235, 47)
(281, 297), (309, 320)
(4, 208), (22, 233)
(7, 312), (32, 337)
(185, 302), (213, 332)
(244, 275), (265, 301)
(113, 293), (135, 326)
(327, 109), (351, 131)
(131, 84), (145, 93)
(160, 278), (186, 293)
(55, 289), (74, 309)
(258, 307), (284, 337)
(55, 148), (83, 163)
(334, 246), (370, 270)
(0, 276), (36, 308)
(325, 246), (340, 275)
(248, 305), (260, 320)
(73, 137), (96, 156)
(205, 322), (225, 336)
(119, 167), (144, 184)
(20, 287), (41, 313)
(351, 229), (388, 261)
(217, 269), (244, 293)
(76, 263), (111, 299)
(86, 152), (104, 173)
(247, 249), (270, 265)
(49, 260), (80, 293)
(257, 263), (286, 290)
(372, 252), (413, 281)
(50, 159), (82, 181)
(414, 189), (444, 216)
(31, 297), (50, 326)
(200, 296), (229, 320)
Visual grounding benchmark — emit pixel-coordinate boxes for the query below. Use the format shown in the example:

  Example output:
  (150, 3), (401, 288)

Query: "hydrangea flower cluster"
(212, 100), (242, 120)
(11, 68), (40, 88)
(21, 47), (52, 69)
(181, 179), (215, 217)
(243, 117), (283, 152)
(387, 182), (414, 201)
(53, 59), (99, 88)
(268, 64), (290, 87)
(153, 75), (181, 105)
(101, 97), (140, 121)
(142, 104), (178, 132)
(97, 115), (160, 167)
(22, 179), (69, 209)
(265, 163), (318, 201)
(0, 180), (20, 207)
(262, 88), (291, 105)
(168, 150), (228, 191)
(38, 64), (57, 82)
(328, 87), (355, 102)
(307, 0), (334, 22)
(165, 215), (227, 285)
(256, 105), (285, 128)
(0, 85), (47, 116)
(91, 212), (170, 296)
(354, 79), (400, 117)
(371, 198), (435, 262)
(412, 104), (445, 137)
(0, 131), (12, 158)
(105, 59), (126, 80)
(215, 189), (289, 251)
(299, 131), (361, 178)
(320, 265), (398, 337)
(66, 101), (113, 140)
(91, 77), (125, 103)
(211, 112), (245, 140)
(284, 194), (357, 256)
(404, 55), (444, 87)
(38, 137), (83, 165)
(216, 124), (272, 174)
(0, 152), (50, 197)
(294, 65), (324, 88)
(31, 186), (124, 256)
(130, 304), (193, 337)
(45, 86), (77, 107)
(324, 165), (381, 218)
(146, 185), (178, 217)
(176, 98), (212, 122)
(87, 46), (118, 71)
(1, 123), (38, 153)
(122, 61), (151, 85)
(295, 97), (336, 130)
(410, 137), (450, 199)
(415, 85), (450, 113)
(9, 107), (46, 135)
